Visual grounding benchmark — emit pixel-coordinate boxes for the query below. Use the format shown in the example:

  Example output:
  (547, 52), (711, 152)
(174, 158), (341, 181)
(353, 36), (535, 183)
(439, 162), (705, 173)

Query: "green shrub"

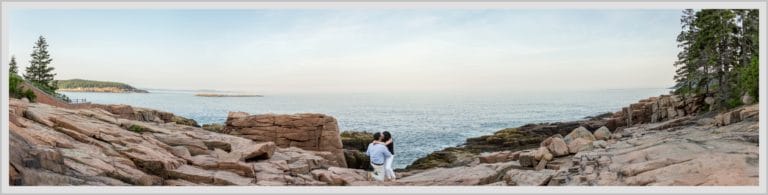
(726, 97), (743, 108)
(738, 56), (759, 100)
(128, 125), (145, 133)
(30, 80), (70, 102)
(9, 74), (37, 102)
(22, 89), (37, 102)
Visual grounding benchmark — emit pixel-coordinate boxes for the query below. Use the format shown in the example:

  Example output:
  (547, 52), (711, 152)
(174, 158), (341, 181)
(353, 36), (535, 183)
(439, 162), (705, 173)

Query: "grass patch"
(128, 124), (146, 133)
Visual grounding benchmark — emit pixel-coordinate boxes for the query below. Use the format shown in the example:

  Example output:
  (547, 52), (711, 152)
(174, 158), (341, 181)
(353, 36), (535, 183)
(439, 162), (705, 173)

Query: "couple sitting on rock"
(365, 131), (396, 181)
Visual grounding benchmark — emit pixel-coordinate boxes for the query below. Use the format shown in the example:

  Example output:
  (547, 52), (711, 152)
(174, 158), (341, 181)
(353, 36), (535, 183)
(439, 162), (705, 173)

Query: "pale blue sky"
(9, 9), (682, 94)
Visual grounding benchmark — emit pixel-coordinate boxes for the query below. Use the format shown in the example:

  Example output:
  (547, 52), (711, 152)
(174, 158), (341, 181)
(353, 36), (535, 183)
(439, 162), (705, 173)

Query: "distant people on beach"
(366, 132), (392, 181)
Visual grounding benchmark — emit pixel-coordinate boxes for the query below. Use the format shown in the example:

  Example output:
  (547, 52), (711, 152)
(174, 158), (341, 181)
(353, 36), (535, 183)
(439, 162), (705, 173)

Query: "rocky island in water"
(195, 93), (263, 97)
(8, 85), (759, 186)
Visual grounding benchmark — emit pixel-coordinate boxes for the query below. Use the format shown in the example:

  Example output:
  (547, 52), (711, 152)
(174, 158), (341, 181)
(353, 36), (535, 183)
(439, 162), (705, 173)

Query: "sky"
(8, 9), (683, 94)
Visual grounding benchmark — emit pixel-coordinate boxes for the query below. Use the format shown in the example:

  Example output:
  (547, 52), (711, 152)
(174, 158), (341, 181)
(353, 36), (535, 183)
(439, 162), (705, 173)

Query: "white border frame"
(1, 1), (766, 194)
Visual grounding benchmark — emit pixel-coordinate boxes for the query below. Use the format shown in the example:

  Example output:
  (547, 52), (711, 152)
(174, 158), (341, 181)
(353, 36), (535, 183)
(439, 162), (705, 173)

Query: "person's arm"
(382, 146), (392, 158)
(385, 139), (393, 145)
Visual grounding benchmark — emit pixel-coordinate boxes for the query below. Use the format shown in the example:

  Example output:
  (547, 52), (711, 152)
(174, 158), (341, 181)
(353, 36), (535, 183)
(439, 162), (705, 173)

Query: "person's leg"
(385, 155), (396, 180)
(370, 164), (385, 181)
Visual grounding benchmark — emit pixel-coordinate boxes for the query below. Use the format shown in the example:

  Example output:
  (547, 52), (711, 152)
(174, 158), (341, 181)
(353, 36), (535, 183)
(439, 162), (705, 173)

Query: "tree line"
(9, 35), (68, 102)
(673, 9), (759, 109)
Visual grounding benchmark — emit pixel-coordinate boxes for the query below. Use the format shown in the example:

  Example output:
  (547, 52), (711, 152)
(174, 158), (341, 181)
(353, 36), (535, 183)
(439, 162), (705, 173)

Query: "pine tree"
(9, 55), (18, 74)
(673, 9), (699, 94)
(672, 9), (759, 109)
(24, 35), (57, 91)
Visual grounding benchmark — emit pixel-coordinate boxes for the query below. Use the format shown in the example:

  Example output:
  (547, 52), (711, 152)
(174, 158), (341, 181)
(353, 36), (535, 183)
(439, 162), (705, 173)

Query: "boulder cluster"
(482, 125), (616, 171)
(605, 94), (703, 129)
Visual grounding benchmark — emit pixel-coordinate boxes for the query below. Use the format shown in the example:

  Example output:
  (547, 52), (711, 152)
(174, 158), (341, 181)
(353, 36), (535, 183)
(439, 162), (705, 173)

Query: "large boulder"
(742, 94), (755, 105)
(225, 112), (347, 168)
(563, 126), (595, 144)
(567, 138), (593, 154)
(543, 136), (569, 157)
(593, 126), (611, 140)
(533, 147), (552, 161)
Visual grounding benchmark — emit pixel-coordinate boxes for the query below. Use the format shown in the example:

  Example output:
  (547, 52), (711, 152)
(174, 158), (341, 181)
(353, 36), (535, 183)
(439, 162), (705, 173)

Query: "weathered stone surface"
(225, 112), (347, 168)
(8, 99), (337, 186)
(592, 140), (608, 149)
(167, 165), (215, 184)
(395, 162), (519, 185)
(478, 151), (514, 164)
(518, 151), (536, 167)
(740, 104), (759, 121)
(535, 159), (549, 171)
(91, 104), (199, 127)
(212, 171), (254, 185)
(310, 167), (369, 186)
(237, 142), (276, 161)
(504, 169), (556, 186)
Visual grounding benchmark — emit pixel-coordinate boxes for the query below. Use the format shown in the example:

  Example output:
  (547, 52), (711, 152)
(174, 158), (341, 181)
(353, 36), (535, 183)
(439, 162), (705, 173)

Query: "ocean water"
(61, 88), (669, 169)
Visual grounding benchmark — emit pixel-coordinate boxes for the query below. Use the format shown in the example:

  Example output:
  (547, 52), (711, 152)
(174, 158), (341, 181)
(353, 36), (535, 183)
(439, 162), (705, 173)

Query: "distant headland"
(56, 79), (148, 93)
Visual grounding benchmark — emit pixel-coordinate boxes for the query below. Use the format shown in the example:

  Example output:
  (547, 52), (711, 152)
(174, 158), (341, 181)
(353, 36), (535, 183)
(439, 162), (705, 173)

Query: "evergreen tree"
(672, 9), (759, 109)
(9, 55), (18, 74)
(673, 9), (699, 94)
(24, 35), (57, 91)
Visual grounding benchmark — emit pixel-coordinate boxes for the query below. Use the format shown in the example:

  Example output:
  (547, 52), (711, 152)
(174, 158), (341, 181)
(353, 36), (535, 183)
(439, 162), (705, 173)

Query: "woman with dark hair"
(376, 131), (396, 181)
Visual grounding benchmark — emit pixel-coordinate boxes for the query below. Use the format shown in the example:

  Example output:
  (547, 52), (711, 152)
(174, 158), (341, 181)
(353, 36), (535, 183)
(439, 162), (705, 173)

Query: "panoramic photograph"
(5, 7), (761, 187)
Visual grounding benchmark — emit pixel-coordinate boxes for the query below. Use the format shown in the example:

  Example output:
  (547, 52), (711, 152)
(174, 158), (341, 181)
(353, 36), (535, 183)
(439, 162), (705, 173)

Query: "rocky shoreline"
(7, 92), (760, 186)
(401, 94), (709, 171)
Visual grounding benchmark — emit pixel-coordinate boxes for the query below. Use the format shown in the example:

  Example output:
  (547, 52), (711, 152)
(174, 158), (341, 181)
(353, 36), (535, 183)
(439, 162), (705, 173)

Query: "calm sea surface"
(62, 88), (669, 168)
